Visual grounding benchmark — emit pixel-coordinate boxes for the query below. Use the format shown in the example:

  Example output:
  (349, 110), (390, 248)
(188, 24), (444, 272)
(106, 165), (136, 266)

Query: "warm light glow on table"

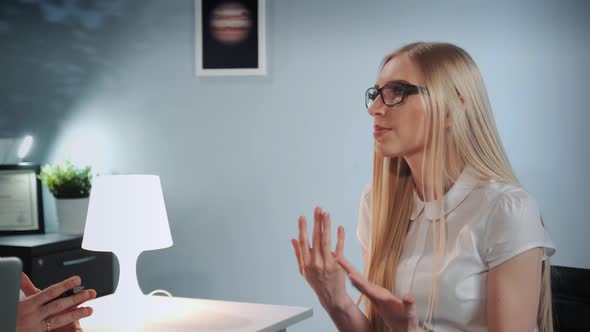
(81, 294), (312, 331)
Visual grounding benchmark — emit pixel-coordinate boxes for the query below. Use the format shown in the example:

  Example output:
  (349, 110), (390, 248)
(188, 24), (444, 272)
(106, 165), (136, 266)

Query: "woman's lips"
(374, 124), (391, 139)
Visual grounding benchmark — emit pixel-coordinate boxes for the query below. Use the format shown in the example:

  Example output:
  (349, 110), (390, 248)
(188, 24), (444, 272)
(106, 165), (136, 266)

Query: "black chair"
(552, 265), (590, 332)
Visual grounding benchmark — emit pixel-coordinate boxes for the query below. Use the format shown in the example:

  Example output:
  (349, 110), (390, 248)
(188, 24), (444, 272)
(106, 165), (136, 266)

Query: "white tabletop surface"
(80, 294), (312, 332)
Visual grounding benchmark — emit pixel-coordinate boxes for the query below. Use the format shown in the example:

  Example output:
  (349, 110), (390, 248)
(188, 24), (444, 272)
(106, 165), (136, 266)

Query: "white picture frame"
(195, 0), (267, 76)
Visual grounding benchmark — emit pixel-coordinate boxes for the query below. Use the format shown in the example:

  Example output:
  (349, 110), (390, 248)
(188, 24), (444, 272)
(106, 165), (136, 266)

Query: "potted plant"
(38, 161), (93, 234)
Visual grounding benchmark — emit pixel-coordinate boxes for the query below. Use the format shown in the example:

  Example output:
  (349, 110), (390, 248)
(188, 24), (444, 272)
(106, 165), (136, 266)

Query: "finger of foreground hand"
(349, 273), (406, 313)
(42, 289), (96, 318)
(312, 207), (323, 254)
(291, 239), (304, 275)
(321, 211), (332, 259)
(47, 306), (93, 330)
(335, 225), (345, 257)
(298, 216), (311, 263)
(20, 273), (39, 297)
(402, 293), (415, 304)
(336, 256), (392, 303)
(402, 293), (417, 316)
(335, 255), (361, 277)
(33, 276), (81, 307)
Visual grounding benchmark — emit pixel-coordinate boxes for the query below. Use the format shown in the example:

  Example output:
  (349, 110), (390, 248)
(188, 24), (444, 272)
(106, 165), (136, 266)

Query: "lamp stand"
(112, 249), (144, 299)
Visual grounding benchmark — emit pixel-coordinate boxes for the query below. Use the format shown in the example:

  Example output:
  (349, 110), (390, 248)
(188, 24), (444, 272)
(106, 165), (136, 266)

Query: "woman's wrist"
(322, 293), (355, 314)
(323, 295), (371, 332)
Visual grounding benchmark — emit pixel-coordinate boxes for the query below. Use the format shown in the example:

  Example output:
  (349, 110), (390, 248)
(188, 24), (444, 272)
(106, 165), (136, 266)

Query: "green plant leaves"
(37, 160), (93, 199)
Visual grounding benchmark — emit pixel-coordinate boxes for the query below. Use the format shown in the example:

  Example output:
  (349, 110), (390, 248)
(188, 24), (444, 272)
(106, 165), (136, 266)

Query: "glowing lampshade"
(82, 175), (173, 298)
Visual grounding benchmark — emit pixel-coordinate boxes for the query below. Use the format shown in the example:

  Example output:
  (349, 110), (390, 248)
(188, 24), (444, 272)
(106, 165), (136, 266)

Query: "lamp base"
(112, 250), (144, 300)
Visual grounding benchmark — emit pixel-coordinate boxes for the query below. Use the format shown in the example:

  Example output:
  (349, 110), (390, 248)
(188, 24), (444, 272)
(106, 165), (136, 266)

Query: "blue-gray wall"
(2, 1), (589, 331)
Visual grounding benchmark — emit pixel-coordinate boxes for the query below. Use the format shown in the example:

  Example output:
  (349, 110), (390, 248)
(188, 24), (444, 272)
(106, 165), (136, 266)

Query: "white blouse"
(356, 168), (556, 332)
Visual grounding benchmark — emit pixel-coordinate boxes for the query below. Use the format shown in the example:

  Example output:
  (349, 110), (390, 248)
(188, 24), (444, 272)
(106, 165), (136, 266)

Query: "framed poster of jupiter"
(195, 0), (266, 76)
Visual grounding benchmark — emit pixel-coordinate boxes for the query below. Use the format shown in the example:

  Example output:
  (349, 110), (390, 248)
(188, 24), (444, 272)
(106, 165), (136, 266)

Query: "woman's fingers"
(402, 293), (415, 304)
(291, 239), (304, 275)
(347, 269), (382, 301)
(337, 255), (392, 304)
(336, 255), (361, 277)
(41, 289), (96, 319)
(46, 306), (93, 330)
(321, 212), (332, 259)
(298, 216), (311, 264)
(32, 276), (81, 307)
(340, 257), (410, 318)
(312, 207), (322, 258)
(350, 272), (408, 316)
(297, 207), (343, 271)
(335, 225), (345, 257)
(402, 293), (418, 318)
(336, 256), (367, 292)
(20, 273), (39, 297)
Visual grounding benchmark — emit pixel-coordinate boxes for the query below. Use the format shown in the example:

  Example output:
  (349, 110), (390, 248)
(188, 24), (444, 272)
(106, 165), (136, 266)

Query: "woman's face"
(368, 55), (427, 159)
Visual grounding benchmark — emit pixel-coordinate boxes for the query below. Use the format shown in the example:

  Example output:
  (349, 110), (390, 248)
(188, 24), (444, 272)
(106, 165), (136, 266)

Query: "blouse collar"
(410, 168), (480, 221)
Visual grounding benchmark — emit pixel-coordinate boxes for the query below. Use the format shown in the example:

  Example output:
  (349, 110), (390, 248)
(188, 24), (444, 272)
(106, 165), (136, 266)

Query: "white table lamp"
(82, 175), (173, 299)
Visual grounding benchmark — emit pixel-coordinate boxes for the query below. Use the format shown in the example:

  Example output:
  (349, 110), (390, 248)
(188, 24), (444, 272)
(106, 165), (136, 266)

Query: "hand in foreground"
(291, 207), (353, 311)
(336, 256), (420, 332)
(17, 273), (96, 332)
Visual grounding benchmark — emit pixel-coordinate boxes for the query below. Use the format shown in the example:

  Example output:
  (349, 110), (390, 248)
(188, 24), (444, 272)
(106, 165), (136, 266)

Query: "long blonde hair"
(364, 42), (553, 332)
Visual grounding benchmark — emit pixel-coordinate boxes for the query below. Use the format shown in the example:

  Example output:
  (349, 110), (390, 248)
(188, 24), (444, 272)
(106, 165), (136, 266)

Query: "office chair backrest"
(0, 257), (22, 332)
(551, 265), (590, 331)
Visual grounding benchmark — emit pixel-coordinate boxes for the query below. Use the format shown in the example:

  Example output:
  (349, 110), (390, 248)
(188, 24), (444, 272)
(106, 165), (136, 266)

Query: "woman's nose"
(367, 101), (385, 117)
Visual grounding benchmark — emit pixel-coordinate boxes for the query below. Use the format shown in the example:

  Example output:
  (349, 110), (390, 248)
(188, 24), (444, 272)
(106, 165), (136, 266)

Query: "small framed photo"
(195, 0), (266, 76)
(0, 164), (45, 235)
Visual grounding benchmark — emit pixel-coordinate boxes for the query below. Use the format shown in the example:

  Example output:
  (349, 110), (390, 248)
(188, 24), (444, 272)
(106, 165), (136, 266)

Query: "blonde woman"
(291, 42), (556, 332)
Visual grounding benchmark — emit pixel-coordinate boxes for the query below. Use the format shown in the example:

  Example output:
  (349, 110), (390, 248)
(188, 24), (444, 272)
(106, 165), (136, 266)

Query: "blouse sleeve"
(482, 189), (556, 269)
(356, 184), (372, 253)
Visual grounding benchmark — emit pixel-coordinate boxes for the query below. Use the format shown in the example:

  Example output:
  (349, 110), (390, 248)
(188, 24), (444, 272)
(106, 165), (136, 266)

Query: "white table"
(80, 294), (312, 332)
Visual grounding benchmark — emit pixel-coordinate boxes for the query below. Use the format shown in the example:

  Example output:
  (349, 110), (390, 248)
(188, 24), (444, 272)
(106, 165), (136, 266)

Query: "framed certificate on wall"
(0, 164), (45, 234)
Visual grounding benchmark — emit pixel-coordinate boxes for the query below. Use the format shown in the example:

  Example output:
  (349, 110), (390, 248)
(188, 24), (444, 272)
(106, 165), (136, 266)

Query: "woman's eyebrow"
(375, 79), (412, 89)
(385, 79), (411, 85)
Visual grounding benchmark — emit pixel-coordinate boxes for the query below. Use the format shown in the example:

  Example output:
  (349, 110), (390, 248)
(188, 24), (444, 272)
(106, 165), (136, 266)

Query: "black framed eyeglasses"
(365, 81), (427, 109)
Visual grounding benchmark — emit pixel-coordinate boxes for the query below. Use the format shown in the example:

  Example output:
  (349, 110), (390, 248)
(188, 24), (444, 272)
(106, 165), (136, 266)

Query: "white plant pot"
(56, 197), (89, 235)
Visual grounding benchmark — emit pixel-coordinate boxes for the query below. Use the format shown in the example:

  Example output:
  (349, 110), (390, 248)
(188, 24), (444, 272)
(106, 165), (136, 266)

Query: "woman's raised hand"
(291, 207), (353, 311)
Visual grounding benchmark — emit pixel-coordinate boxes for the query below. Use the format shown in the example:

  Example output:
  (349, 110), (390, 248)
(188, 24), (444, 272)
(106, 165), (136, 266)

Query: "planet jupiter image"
(209, 2), (252, 45)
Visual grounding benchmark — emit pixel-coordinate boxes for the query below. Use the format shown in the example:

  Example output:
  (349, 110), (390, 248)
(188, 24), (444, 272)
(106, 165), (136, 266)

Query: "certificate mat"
(0, 165), (44, 233)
